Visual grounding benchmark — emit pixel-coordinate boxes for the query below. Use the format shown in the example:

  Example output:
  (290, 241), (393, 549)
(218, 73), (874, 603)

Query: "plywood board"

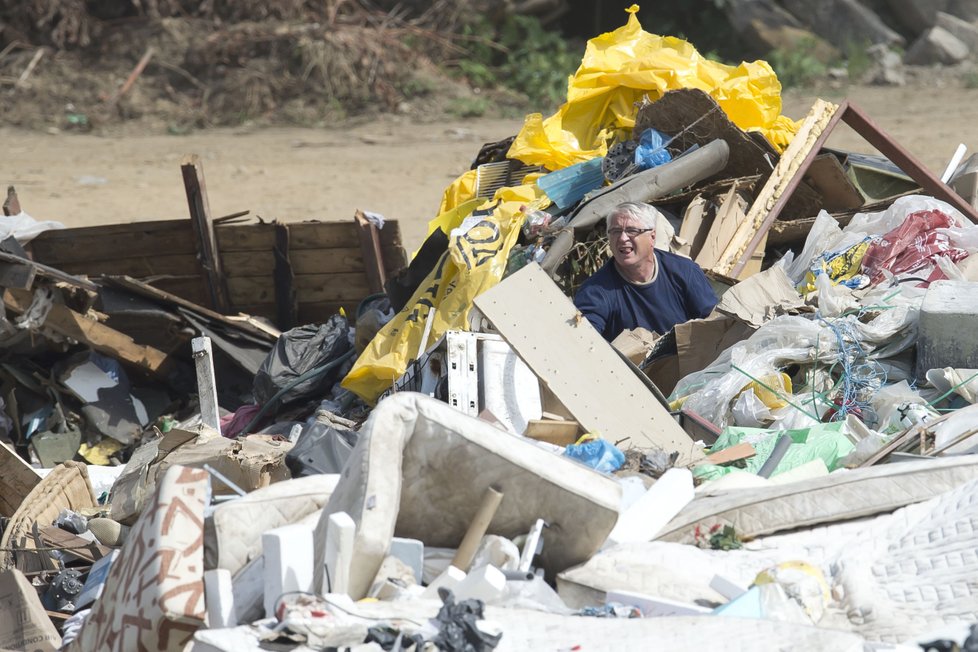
(216, 220), (402, 252)
(474, 263), (697, 461)
(221, 247), (404, 277)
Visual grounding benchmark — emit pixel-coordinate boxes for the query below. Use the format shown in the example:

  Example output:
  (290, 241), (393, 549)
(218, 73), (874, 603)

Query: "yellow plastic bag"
(508, 5), (798, 171)
(343, 183), (549, 403)
(735, 372), (793, 410)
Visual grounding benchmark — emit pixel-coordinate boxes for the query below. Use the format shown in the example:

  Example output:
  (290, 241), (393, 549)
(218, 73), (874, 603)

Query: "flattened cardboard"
(715, 265), (806, 329)
(110, 429), (292, 525)
(0, 569), (61, 652)
(674, 314), (754, 379)
(474, 264), (696, 459)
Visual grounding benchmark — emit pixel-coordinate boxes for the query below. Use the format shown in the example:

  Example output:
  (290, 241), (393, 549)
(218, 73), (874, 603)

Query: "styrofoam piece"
(606, 468), (694, 545)
(390, 537), (423, 583)
(192, 337), (221, 437)
(324, 511), (356, 596)
(606, 589), (712, 617)
(421, 565), (466, 600)
(262, 522), (315, 618)
(75, 549), (119, 611)
(710, 574), (749, 601)
(918, 280), (978, 374)
(204, 569), (236, 629)
(453, 564), (506, 602)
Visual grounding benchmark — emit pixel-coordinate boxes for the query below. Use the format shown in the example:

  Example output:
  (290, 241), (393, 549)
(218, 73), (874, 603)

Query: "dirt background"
(2, 82), (977, 253)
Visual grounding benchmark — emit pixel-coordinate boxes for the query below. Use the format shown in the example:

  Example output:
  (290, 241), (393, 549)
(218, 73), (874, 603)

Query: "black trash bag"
(432, 588), (501, 652)
(364, 624), (425, 651)
(253, 315), (351, 407)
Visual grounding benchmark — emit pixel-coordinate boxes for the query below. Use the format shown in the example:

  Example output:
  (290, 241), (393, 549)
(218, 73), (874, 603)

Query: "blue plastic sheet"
(634, 128), (672, 170)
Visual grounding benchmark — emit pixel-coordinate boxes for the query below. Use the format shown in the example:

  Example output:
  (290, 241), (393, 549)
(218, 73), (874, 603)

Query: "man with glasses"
(573, 202), (718, 341)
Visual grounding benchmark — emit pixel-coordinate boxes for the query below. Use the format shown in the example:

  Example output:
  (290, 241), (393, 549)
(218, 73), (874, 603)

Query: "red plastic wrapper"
(860, 209), (969, 285)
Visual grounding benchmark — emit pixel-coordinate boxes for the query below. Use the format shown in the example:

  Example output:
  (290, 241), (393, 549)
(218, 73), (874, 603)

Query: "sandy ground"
(2, 84), (978, 253)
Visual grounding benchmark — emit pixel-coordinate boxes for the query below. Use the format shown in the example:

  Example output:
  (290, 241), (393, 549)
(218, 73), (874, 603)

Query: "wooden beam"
(273, 223), (297, 330)
(2, 186), (20, 216)
(842, 102), (978, 224)
(0, 440), (41, 519)
(354, 210), (387, 295)
(182, 154), (231, 313)
(720, 99), (843, 278)
(3, 288), (172, 377)
(0, 249), (97, 292)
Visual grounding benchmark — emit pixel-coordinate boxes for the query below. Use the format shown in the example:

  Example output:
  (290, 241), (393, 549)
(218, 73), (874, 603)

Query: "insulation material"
(67, 466), (209, 652)
(311, 392), (621, 600)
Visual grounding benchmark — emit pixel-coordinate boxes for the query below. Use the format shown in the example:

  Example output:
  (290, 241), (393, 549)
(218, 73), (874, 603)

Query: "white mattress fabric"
(660, 456), (978, 543)
(311, 392), (622, 599)
(560, 474), (978, 642)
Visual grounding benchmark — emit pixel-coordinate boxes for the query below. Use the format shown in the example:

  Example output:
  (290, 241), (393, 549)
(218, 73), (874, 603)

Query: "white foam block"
(422, 565), (467, 600)
(324, 511), (356, 596)
(262, 522), (315, 618)
(390, 537), (424, 583)
(204, 569), (236, 629)
(453, 564), (506, 602)
(607, 468), (694, 545)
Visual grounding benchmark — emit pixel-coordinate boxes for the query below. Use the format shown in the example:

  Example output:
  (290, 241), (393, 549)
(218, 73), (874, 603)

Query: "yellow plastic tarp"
(343, 183), (549, 403)
(509, 4), (798, 171)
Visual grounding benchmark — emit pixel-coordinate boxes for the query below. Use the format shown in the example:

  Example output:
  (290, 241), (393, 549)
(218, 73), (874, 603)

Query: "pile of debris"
(10, 8), (978, 651)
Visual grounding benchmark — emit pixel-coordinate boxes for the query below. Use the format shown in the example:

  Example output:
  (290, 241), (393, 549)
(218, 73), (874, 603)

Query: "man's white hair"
(605, 202), (661, 231)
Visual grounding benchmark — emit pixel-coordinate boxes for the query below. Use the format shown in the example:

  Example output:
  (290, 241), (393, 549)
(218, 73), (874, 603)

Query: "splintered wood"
(713, 99), (840, 277)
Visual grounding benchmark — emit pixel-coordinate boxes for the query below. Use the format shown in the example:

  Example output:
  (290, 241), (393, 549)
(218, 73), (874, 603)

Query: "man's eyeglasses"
(607, 227), (654, 239)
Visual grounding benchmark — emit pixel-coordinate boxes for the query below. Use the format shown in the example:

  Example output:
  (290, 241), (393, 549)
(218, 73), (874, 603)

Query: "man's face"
(607, 212), (655, 269)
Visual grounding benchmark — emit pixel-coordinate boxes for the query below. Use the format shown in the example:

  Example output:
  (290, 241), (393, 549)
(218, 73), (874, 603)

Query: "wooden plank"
(842, 102), (978, 224)
(38, 525), (109, 563)
(0, 261), (35, 289)
(30, 219), (189, 241)
(273, 224), (297, 330)
(701, 442), (757, 466)
(227, 274), (371, 305)
(221, 246), (405, 277)
(30, 228), (197, 265)
(474, 263), (699, 462)
(182, 154), (231, 312)
(0, 250), (97, 292)
(0, 440), (41, 519)
(288, 220), (402, 250)
(4, 288), (172, 376)
(214, 223), (276, 252)
(354, 210), (387, 294)
(3, 185), (20, 216)
(103, 276), (278, 342)
(52, 254), (200, 278)
(524, 419), (582, 447)
(718, 99), (843, 277)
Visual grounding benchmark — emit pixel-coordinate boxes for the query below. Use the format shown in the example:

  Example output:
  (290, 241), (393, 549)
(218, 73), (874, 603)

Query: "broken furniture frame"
(726, 101), (978, 278)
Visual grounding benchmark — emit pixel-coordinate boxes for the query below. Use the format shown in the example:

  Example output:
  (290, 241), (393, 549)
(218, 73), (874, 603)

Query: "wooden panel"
(214, 223), (276, 252)
(228, 273), (371, 305)
(30, 228), (197, 265)
(216, 221), (402, 252)
(288, 221), (401, 250)
(55, 254), (201, 278)
(297, 301), (359, 324)
(31, 219), (189, 241)
(474, 263), (698, 462)
(145, 277), (210, 306)
(221, 247), (405, 277)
